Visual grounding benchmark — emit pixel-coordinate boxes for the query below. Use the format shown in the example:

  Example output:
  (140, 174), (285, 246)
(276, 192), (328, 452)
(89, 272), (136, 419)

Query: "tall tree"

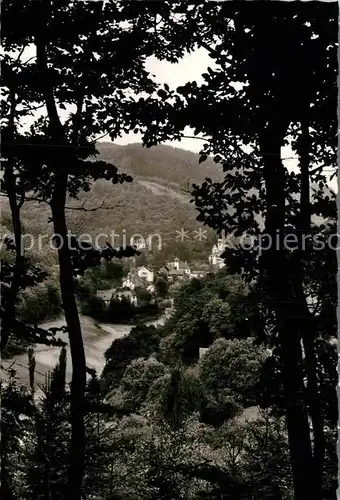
(1, 1), (191, 497)
(134, 3), (337, 499)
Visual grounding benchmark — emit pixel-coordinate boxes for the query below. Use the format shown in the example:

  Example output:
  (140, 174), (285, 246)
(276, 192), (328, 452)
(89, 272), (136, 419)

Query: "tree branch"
(24, 195), (49, 204)
(182, 135), (299, 161)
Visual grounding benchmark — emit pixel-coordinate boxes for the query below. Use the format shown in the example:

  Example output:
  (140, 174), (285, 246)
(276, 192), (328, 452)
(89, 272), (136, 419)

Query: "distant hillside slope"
(1, 143), (221, 267)
(96, 142), (224, 188)
(2, 143), (333, 269)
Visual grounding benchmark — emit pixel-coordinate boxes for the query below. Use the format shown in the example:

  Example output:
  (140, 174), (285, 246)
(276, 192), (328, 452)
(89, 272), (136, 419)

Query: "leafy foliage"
(199, 338), (266, 411)
(102, 324), (160, 392)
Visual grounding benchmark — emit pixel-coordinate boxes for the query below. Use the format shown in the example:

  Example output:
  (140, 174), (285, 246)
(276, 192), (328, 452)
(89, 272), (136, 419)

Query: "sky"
(115, 50), (337, 192)
(113, 47), (215, 153)
(6, 44), (336, 192)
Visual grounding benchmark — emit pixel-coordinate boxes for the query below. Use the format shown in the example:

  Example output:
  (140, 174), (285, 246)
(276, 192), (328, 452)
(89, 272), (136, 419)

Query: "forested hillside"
(1, 143), (222, 267)
(96, 142), (224, 186)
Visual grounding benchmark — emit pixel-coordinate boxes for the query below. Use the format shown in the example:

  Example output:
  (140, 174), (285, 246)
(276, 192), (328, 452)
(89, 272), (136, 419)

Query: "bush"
(135, 286), (152, 305)
(80, 295), (105, 319)
(117, 357), (167, 412)
(101, 324), (161, 392)
(158, 299), (172, 310)
(18, 284), (62, 325)
(199, 338), (266, 408)
(155, 277), (169, 298)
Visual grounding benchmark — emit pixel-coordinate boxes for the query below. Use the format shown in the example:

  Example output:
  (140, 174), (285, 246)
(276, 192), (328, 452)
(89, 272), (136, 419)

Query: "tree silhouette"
(135, 3), (337, 499)
(1, 1), (190, 497)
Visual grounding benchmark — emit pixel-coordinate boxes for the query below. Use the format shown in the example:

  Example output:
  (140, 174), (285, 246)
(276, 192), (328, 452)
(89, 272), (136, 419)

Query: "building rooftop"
(96, 289), (114, 301)
(169, 269), (186, 276)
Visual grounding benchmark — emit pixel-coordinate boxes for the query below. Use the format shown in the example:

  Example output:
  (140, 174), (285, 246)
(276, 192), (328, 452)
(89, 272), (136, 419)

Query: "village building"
(208, 238), (227, 269)
(166, 258), (192, 282)
(96, 289), (114, 304)
(131, 237), (147, 251)
(146, 283), (156, 294)
(190, 270), (206, 279)
(122, 271), (142, 290)
(168, 269), (186, 282)
(115, 289), (138, 307)
(122, 266), (154, 289)
(167, 257), (182, 271)
(96, 288), (138, 307)
(122, 274), (137, 290)
(137, 266), (154, 283)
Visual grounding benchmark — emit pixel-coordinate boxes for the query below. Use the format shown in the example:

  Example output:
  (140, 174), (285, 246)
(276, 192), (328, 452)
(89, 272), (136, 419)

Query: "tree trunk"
(1, 90), (25, 351)
(293, 117), (325, 498)
(35, 3), (87, 496)
(51, 175), (86, 500)
(260, 125), (316, 500)
(1, 162), (25, 350)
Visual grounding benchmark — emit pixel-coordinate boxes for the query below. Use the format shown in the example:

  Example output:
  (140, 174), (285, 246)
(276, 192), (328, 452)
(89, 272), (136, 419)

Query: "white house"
(137, 266), (154, 283)
(168, 269), (185, 282)
(190, 270), (206, 280)
(122, 275), (136, 290)
(209, 254), (225, 268)
(167, 259), (191, 274)
(208, 239), (226, 269)
(97, 288), (138, 307)
(166, 259), (192, 282)
(167, 257), (180, 271)
(146, 283), (156, 294)
(182, 262), (191, 276)
(131, 237), (146, 251)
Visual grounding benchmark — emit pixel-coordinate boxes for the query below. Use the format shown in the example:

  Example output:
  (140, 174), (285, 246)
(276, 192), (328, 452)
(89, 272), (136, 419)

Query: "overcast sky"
(113, 47), (215, 153)
(9, 44), (336, 191)
(119, 51), (336, 193)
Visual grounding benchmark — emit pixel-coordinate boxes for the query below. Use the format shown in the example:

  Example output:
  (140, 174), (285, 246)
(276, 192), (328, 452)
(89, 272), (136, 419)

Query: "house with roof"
(96, 289), (115, 304)
(131, 237), (147, 251)
(167, 257), (180, 271)
(137, 266), (154, 283)
(168, 269), (185, 282)
(122, 266), (155, 289)
(122, 270), (144, 290)
(146, 283), (156, 294)
(167, 258), (191, 274)
(115, 289), (138, 307)
(208, 238), (227, 269)
(166, 258), (192, 282)
(96, 288), (138, 307)
(122, 275), (136, 290)
(190, 269), (206, 280)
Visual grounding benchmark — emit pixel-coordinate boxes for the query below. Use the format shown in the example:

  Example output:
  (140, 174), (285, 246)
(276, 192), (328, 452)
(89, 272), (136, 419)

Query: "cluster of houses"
(208, 238), (227, 269)
(160, 258), (206, 282)
(96, 266), (155, 307)
(96, 239), (227, 307)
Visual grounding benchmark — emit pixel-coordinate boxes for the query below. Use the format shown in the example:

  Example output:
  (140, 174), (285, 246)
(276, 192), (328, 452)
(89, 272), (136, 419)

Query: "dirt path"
(1, 312), (170, 388)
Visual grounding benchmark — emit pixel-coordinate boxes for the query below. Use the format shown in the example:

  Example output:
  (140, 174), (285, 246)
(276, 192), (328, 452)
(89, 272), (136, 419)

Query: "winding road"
(1, 312), (170, 388)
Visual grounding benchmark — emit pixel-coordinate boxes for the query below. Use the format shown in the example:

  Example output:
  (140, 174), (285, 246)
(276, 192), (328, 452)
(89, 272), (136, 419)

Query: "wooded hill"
(1, 143), (224, 267)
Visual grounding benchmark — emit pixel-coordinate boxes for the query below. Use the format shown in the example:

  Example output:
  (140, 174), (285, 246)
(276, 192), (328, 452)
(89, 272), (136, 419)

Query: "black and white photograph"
(0, 1), (338, 499)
